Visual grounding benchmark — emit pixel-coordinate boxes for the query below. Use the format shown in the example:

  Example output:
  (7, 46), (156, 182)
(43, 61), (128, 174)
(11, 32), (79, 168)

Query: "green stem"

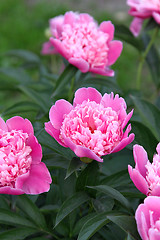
(136, 27), (159, 90)
(68, 75), (75, 102)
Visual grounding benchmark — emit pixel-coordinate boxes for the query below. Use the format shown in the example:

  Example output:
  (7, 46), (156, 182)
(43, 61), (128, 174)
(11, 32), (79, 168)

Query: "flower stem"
(68, 75), (75, 102)
(136, 27), (159, 90)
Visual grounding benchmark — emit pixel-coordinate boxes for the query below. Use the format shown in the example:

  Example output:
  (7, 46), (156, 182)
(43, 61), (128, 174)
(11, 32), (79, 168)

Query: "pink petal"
(149, 228), (160, 240)
(122, 110), (134, 129)
(128, 165), (148, 195)
(0, 117), (8, 131)
(135, 205), (150, 240)
(73, 87), (102, 107)
(156, 143), (160, 155)
(111, 133), (135, 153)
(0, 186), (24, 195)
(101, 92), (127, 112)
(68, 58), (89, 73)
(18, 163), (52, 195)
(26, 135), (42, 164)
(79, 13), (95, 23)
(152, 12), (160, 24)
(63, 135), (103, 162)
(49, 99), (73, 129)
(151, 185), (160, 197)
(99, 21), (114, 42)
(130, 17), (143, 37)
(6, 116), (34, 135)
(107, 40), (123, 66)
(133, 145), (148, 178)
(45, 121), (67, 147)
(50, 38), (70, 59)
(90, 67), (114, 77)
(64, 11), (77, 26)
(41, 41), (57, 55)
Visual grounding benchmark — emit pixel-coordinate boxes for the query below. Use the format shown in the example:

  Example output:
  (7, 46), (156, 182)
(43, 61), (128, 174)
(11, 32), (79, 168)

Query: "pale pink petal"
(149, 228), (160, 240)
(133, 145), (148, 178)
(19, 163), (52, 195)
(63, 135), (103, 162)
(79, 13), (95, 23)
(0, 117), (8, 131)
(130, 17), (143, 37)
(122, 124), (131, 138)
(49, 99), (73, 129)
(128, 166), (148, 195)
(151, 185), (160, 196)
(156, 143), (160, 155)
(0, 186), (24, 195)
(6, 116), (34, 135)
(45, 121), (67, 147)
(26, 135), (42, 164)
(50, 38), (70, 59)
(99, 21), (114, 42)
(153, 12), (160, 24)
(73, 87), (102, 107)
(107, 40), (123, 66)
(68, 58), (89, 73)
(111, 133), (135, 153)
(101, 92), (127, 112)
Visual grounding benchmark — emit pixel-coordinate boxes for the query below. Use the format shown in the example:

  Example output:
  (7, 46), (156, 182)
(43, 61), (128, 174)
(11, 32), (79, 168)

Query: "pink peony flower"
(45, 87), (134, 162)
(43, 11), (123, 76)
(127, 0), (160, 36)
(128, 143), (160, 196)
(0, 116), (52, 195)
(135, 196), (160, 240)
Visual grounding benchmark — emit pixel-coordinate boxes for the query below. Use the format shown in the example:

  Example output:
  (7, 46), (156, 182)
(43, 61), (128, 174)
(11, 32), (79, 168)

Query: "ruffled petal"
(73, 87), (102, 107)
(26, 135), (42, 164)
(107, 40), (123, 66)
(99, 21), (114, 42)
(0, 117), (8, 131)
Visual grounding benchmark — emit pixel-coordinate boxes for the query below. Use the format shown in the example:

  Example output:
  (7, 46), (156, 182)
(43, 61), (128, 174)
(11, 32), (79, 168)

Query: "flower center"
(0, 129), (32, 188)
(60, 100), (122, 156)
(146, 154), (160, 194)
(60, 22), (109, 68)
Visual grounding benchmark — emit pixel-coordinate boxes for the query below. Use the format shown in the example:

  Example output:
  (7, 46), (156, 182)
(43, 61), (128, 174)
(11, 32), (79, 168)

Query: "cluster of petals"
(128, 143), (160, 196)
(42, 11), (123, 76)
(45, 87), (134, 162)
(0, 116), (52, 195)
(127, 0), (160, 36)
(135, 196), (160, 240)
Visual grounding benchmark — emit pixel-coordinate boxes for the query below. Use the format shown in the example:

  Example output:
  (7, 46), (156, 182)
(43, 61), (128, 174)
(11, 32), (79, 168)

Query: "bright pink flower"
(127, 0), (160, 36)
(128, 143), (160, 196)
(45, 87), (134, 162)
(43, 11), (122, 76)
(0, 116), (52, 195)
(135, 196), (160, 240)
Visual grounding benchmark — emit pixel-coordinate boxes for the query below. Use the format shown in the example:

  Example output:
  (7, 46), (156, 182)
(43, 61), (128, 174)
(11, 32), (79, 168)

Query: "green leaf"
(52, 64), (78, 98)
(65, 157), (85, 179)
(88, 185), (133, 213)
(76, 77), (122, 94)
(17, 195), (47, 229)
(108, 215), (141, 240)
(77, 212), (109, 240)
(2, 101), (40, 117)
(38, 129), (74, 160)
(0, 227), (38, 240)
(0, 208), (36, 228)
(115, 25), (143, 51)
(76, 161), (99, 193)
(55, 192), (90, 227)
(132, 96), (160, 141)
(141, 33), (160, 87)
(6, 49), (40, 64)
(127, 233), (135, 240)
(43, 152), (69, 169)
(18, 85), (50, 112)
(130, 121), (158, 159)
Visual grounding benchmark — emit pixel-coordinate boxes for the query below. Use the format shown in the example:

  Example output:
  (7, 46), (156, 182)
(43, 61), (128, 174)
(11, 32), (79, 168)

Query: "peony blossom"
(42, 11), (123, 76)
(128, 143), (160, 196)
(0, 116), (52, 195)
(127, 0), (160, 36)
(45, 87), (134, 162)
(135, 196), (160, 240)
